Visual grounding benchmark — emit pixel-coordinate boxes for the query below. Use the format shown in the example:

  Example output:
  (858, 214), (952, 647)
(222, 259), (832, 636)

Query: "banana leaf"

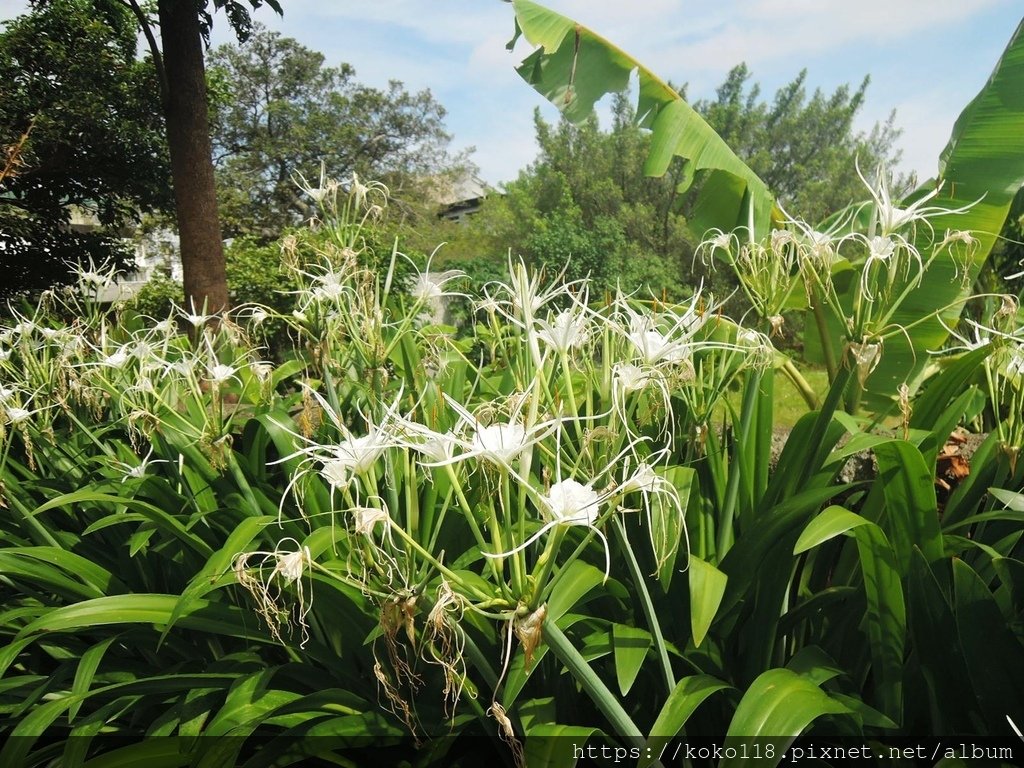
(817, 17), (1024, 408)
(508, 0), (777, 235)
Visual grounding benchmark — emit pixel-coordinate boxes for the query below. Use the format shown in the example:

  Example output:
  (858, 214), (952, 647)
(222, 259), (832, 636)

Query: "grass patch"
(719, 364), (829, 429)
(774, 365), (829, 427)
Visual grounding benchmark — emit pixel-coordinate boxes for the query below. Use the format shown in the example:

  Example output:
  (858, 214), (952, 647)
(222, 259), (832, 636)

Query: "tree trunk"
(157, 0), (229, 314)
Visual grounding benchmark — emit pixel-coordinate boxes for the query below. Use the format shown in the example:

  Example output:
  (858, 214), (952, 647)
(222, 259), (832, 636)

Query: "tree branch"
(119, 0), (167, 102)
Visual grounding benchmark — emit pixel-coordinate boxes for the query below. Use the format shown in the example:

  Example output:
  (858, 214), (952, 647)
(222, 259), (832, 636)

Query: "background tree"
(0, 0), (281, 308)
(109, 0), (280, 313)
(207, 26), (460, 240)
(697, 64), (905, 223)
(0, 0), (168, 299)
(150, 0), (286, 313)
(423, 66), (905, 305)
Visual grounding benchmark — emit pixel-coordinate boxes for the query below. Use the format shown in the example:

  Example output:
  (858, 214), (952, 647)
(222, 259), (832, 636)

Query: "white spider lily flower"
(482, 475), (612, 578)
(410, 269), (465, 304)
(233, 538), (314, 647)
(771, 228), (798, 252)
(4, 406), (32, 425)
(712, 231), (737, 252)
(616, 291), (708, 367)
(867, 236), (895, 262)
(961, 326), (991, 351)
(858, 231), (923, 301)
(1007, 345), (1024, 379)
(807, 230), (836, 262)
(620, 462), (661, 494)
(273, 387), (405, 507)
(12, 321), (36, 338)
(0, 386), (18, 404)
(932, 318), (992, 354)
(154, 319), (177, 336)
(710, 231), (734, 252)
(695, 229), (740, 271)
(474, 295), (502, 316)
(58, 334), (85, 357)
(177, 302), (216, 329)
(629, 326), (692, 366)
(307, 270), (349, 304)
(169, 359), (194, 378)
(851, 340), (883, 385)
(536, 309), (590, 354)
(0, 347), (10, 363)
(113, 447), (167, 482)
(319, 458), (352, 489)
(413, 431), (458, 464)
(78, 269), (112, 290)
(294, 161), (338, 205)
(348, 172), (389, 211)
(486, 257), (587, 328)
(69, 258), (117, 291)
(101, 347), (132, 369)
(544, 479), (601, 526)
(132, 340), (155, 361)
(277, 546), (312, 584)
(505, 258), (549, 316)
(352, 504), (391, 537)
(131, 374), (158, 395)
(737, 328), (774, 370)
(471, 423), (529, 465)
(251, 362), (274, 382)
(613, 363), (651, 393)
(856, 161), (979, 237)
(207, 363), (237, 386)
(414, 392), (561, 472)
(611, 361), (675, 445)
(618, 458), (690, 573)
(318, 433), (389, 489)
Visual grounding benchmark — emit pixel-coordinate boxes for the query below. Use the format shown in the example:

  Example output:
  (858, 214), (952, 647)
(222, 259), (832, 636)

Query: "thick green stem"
(796, 360), (853, 493)
(717, 371), (759, 554)
(226, 453), (262, 518)
(386, 519), (491, 602)
(780, 359), (819, 410)
(810, 293), (838, 383)
(529, 526), (566, 608)
(445, 465), (505, 588)
(543, 617), (644, 747)
(613, 518), (675, 697)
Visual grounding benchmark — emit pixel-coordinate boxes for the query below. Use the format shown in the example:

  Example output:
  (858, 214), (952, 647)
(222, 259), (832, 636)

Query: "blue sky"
(3, 0), (1021, 187)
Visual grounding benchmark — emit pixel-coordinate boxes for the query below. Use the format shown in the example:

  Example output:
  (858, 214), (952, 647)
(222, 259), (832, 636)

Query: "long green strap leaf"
(868, 18), (1024, 400)
(640, 675), (729, 768)
(510, 0), (776, 235)
(721, 669), (849, 768)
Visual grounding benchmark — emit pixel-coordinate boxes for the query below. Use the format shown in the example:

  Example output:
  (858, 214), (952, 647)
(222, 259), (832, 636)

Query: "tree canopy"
(0, 0), (168, 298)
(696, 64), (904, 223)
(422, 65), (905, 304)
(208, 26), (460, 239)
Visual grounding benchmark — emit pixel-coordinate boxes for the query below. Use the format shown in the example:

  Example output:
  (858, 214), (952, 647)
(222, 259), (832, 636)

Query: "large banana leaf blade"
(510, 0), (776, 235)
(865, 17), (1024, 401)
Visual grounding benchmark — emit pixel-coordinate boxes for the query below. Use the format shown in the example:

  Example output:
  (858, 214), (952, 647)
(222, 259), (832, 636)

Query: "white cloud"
(883, 96), (956, 181)
(0, 0), (23, 18)
(277, 0), (509, 46)
(594, 0), (1013, 82)
(465, 120), (539, 185)
(3, 0), (1018, 193)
